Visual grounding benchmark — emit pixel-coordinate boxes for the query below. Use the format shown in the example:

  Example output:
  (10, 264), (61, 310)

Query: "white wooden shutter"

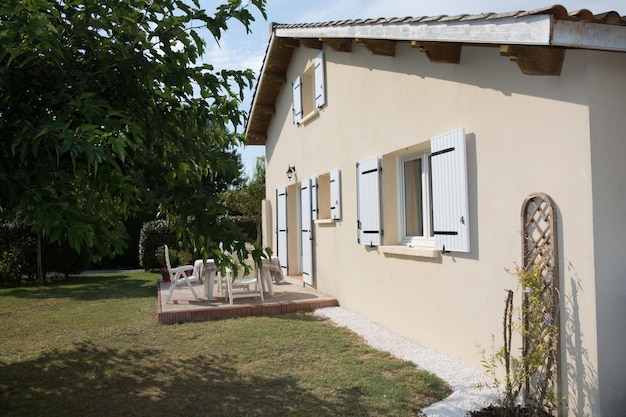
(357, 157), (382, 246)
(314, 52), (326, 109)
(431, 128), (470, 253)
(311, 177), (318, 221)
(330, 169), (341, 220)
(276, 187), (288, 275)
(292, 76), (302, 124)
(300, 179), (314, 285)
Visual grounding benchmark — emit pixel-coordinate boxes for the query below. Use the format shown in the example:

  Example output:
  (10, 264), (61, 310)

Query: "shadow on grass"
(0, 274), (156, 302)
(0, 341), (375, 417)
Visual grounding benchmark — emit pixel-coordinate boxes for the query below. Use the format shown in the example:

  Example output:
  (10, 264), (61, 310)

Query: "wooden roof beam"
(500, 45), (565, 75)
(323, 38), (352, 52)
(412, 41), (462, 64)
(356, 39), (396, 56)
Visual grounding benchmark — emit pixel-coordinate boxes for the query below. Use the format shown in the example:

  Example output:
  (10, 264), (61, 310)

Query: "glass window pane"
(404, 158), (423, 237)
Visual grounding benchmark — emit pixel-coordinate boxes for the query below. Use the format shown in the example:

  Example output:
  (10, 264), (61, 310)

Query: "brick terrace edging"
(156, 281), (338, 324)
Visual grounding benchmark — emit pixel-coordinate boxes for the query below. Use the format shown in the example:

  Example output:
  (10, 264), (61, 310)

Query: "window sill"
(315, 219), (338, 225)
(378, 245), (439, 259)
(300, 109), (319, 125)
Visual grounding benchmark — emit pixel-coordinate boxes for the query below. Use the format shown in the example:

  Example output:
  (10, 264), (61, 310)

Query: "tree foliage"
(219, 156), (265, 217)
(219, 156), (265, 242)
(0, 0), (267, 274)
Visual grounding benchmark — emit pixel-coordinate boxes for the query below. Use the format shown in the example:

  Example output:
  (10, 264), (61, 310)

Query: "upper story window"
(292, 51), (326, 125)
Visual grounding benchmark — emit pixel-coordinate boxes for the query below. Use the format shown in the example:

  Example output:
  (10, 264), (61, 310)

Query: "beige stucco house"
(245, 5), (626, 416)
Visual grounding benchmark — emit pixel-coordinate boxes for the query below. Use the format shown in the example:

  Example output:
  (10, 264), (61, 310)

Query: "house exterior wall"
(587, 50), (626, 417)
(262, 41), (622, 416)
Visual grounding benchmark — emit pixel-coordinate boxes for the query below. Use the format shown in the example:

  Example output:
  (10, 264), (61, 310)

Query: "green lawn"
(0, 271), (450, 416)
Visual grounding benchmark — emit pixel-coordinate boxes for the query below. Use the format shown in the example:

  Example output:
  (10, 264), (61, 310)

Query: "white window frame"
(397, 150), (435, 247)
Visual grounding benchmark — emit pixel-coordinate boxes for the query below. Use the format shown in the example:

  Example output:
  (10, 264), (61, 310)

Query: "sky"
(200, 0), (626, 178)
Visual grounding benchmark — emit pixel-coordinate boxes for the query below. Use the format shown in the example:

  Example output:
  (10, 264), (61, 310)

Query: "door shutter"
(292, 76), (302, 124)
(314, 52), (326, 109)
(276, 187), (288, 275)
(357, 157), (382, 246)
(300, 178), (314, 285)
(330, 169), (342, 220)
(431, 128), (470, 253)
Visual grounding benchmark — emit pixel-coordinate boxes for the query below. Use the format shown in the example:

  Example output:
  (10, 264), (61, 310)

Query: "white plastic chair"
(164, 244), (199, 304)
(225, 253), (264, 305)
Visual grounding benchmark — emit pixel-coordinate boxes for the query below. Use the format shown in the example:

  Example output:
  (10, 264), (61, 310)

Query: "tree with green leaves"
(0, 0), (267, 283)
(219, 156), (265, 241)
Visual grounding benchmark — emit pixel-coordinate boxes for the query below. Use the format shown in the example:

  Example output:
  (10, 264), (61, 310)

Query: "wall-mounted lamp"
(286, 165), (296, 180)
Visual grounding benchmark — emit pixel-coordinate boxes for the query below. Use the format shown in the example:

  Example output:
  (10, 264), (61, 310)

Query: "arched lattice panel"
(521, 193), (562, 415)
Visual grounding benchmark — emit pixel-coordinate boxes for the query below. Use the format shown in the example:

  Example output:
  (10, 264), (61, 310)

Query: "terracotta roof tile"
(271, 4), (626, 29)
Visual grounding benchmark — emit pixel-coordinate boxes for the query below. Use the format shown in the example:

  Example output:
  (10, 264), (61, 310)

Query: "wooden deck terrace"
(156, 277), (339, 324)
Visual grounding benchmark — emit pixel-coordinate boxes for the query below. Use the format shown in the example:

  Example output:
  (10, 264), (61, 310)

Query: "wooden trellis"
(521, 192), (562, 415)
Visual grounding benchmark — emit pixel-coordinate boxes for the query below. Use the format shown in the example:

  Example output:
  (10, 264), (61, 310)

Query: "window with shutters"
(358, 128), (469, 254)
(292, 51), (326, 125)
(301, 65), (315, 118)
(316, 169), (342, 222)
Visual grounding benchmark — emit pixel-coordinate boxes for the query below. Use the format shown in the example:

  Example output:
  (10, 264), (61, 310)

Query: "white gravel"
(314, 306), (499, 417)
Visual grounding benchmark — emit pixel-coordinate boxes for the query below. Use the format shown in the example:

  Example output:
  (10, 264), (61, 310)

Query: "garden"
(0, 271), (451, 417)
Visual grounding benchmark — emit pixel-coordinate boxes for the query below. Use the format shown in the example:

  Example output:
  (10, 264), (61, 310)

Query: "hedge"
(138, 217), (260, 270)
(0, 222), (90, 285)
(138, 220), (179, 270)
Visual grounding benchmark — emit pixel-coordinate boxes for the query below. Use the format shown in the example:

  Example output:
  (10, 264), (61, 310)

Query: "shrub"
(138, 215), (260, 271)
(0, 223), (37, 284)
(138, 220), (178, 270)
(153, 245), (192, 269)
(0, 222), (89, 285)
(231, 215), (258, 242)
(43, 241), (90, 277)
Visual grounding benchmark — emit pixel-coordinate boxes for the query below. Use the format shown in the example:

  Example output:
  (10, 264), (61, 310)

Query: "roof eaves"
(273, 14), (555, 46)
(247, 5), (626, 144)
(551, 19), (626, 51)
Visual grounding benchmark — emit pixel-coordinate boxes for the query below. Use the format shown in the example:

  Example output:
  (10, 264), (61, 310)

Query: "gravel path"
(314, 306), (499, 417)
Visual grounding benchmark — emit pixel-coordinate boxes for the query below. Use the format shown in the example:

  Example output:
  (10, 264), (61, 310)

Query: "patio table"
(199, 259), (218, 300)
(199, 257), (281, 301)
